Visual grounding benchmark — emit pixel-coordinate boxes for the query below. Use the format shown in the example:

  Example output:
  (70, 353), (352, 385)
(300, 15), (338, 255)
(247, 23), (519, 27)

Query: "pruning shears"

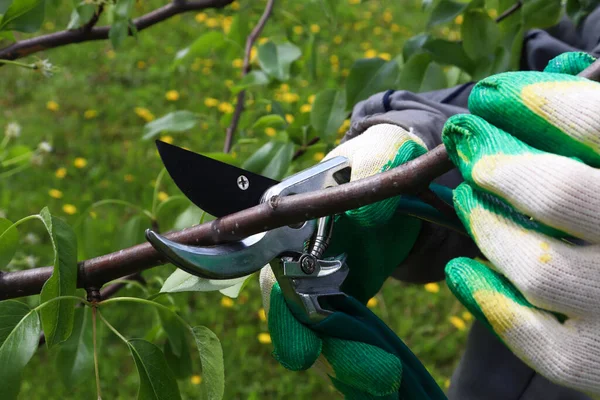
(145, 141), (449, 399)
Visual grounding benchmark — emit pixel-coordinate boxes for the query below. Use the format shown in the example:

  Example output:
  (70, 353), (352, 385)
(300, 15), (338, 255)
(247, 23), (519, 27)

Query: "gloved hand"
(442, 52), (600, 396)
(260, 123), (428, 399)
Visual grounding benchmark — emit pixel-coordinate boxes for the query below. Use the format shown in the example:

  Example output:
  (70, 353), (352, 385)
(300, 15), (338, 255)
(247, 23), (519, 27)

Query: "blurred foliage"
(1, 0), (598, 398)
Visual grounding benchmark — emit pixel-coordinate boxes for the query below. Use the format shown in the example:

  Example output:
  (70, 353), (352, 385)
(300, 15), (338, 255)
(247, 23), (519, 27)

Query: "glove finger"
(322, 336), (402, 397)
(446, 257), (600, 394)
(467, 70), (600, 167)
(543, 52), (596, 75)
(443, 114), (600, 243)
(267, 282), (322, 371)
(330, 376), (398, 400)
(451, 183), (600, 317)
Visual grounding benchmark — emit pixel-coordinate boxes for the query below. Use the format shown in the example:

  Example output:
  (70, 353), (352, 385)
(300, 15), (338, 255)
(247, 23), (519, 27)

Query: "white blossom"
(23, 232), (40, 245)
(37, 141), (52, 153)
(5, 122), (21, 138)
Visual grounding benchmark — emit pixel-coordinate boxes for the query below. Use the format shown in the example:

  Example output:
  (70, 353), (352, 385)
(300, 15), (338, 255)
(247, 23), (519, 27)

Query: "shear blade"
(155, 140), (279, 217)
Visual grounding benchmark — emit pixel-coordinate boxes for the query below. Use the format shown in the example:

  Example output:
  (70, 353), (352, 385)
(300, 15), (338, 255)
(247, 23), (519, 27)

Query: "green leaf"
(251, 114), (287, 131)
(419, 62), (447, 92)
(200, 152), (239, 166)
(157, 309), (186, 357)
(231, 71), (270, 94)
(461, 10), (500, 60)
(426, 0), (469, 28)
(142, 111), (199, 140)
(55, 308), (93, 388)
(39, 207), (78, 348)
(164, 340), (193, 380)
(0, 1), (13, 14)
(109, 19), (128, 49)
(191, 326), (224, 400)
(128, 339), (182, 400)
(0, 0), (45, 33)
(345, 58), (400, 109)
(66, 2), (95, 29)
(402, 33), (430, 61)
(161, 269), (250, 298)
(0, 218), (18, 269)
(116, 215), (148, 249)
(306, 34), (318, 79)
(113, 0), (134, 19)
(0, 301), (41, 400)
(172, 205), (206, 231)
(262, 141), (294, 180)
(2, 145), (32, 167)
(258, 41), (302, 81)
(242, 141), (283, 173)
(566, 0), (600, 26)
(310, 89), (346, 144)
(398, 53), (432, 92)
(173, 31), (226, 68)
(423, 38), (474, 74)
(524, 0), (562, 29)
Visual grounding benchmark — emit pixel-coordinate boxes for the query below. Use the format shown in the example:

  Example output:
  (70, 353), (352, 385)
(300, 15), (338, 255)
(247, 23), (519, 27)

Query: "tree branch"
(223, 0), (276, 153)
(0, 0), (234, 61)
(1, 56), (599, 301)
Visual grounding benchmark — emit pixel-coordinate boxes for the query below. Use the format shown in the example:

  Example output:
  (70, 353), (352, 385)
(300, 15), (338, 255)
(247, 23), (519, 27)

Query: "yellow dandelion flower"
(391, 24), (401, 33)
(137, 60), (146, 69)
(63, 204), (77, 215)
(333, 35), (343, 44)
(424, 282), (440, 293)
(84, 109), (98, 119)
(330, 55), (339, 64)
(134, 107), (155, 122)
(232, 58), (243, 68)
(383, 11), (393, 23)
(373, 26), (383, 35)
(265, 127), (277, 137)
(257, 332), (272, 344)
(299, 80), (309, 87)
(379, 52), (391, 61)
(106, 50), (116, 59)
(55, 167), (67, 179)
(218, 102), (234, 114)
(124, 174), (135, 182)
(279, 83), (290, 92)
(206, 17), (219, 28)
(230, 1), (240, 10)
(160, 135), (174, 144)
(165, 90), (180, 101)
(448, 30), (460, 41)
(258, 37), (269, 44)
(201, 122), (209, 130)
(462, 311), (473, 321)
(44, 21), (55, 30)
(203, 98), (218, 108)
(293, 26), (304, 35)
(338, 119), (351, 134)
(89, 211), (97, 219)
(225, 80), (234, 88)
(364, 49), (377, 58)
(366, 297), (378, 308)
(157, 191), (169, 202)
(221, 297), (234, 308)
(300, 104), (312, 113)
(444, 379), (451, 389)
(222, 16), (233, 34)
(341, 68), (350, 77)
(285, 114), (294, 124)
(488, 9), (498, 19)
(195, 12), (207, 22)
(258, 308), (267, 322)
(313, 152), (325, 162)
(308, 94), (316, 104)
(202, 66), (212, 75)
(454, 15), (464, 25)
(250, 46), (258, 62)
(191, 375), (202, 385)
(281, 92), (299, 103)
(332, 64), (339, 73)
(360, 42), (371, 50)
(310, 24), (320, 33)
(46, 101), (59, 112)
(265, 104), (272, 112)
(49, 189), (63, 199)
(349, 0), (360, 4)
(449, 316), (467, 331)
(73, 157), (87, 169)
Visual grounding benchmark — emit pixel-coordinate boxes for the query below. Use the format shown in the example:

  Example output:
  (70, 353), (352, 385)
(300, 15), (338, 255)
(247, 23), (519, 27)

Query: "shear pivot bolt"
(300, 255), (317, 274)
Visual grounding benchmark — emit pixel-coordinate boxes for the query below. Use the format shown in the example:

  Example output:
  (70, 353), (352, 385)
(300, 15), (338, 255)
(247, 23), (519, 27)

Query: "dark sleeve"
(344, 85), (482, 284)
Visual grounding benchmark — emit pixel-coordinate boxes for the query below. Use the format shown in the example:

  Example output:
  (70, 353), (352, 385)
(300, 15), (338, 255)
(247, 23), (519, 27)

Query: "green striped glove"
(442, 52), (600, 396)
(260, 123), (427, 399)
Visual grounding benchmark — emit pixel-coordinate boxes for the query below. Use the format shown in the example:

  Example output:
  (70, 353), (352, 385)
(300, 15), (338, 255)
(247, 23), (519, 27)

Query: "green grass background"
(2, 0), (473, 398)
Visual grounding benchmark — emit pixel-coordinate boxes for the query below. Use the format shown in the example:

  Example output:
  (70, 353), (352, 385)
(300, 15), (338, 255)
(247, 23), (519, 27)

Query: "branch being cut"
(223, 0), (276, 153)
(1, 57), (600, 301)
(0, 0), (234, 61)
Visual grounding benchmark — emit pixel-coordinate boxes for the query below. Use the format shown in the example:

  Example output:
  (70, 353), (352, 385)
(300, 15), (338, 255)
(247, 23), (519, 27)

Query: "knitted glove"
(260, 123), (427, 399)
(443, 52), (600, 396)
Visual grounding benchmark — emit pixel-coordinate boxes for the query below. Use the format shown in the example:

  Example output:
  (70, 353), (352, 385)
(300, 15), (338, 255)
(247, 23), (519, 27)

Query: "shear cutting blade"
(155, 140), (279, 217)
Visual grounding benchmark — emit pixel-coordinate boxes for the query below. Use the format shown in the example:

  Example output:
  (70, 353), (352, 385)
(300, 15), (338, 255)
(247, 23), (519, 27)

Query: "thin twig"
(292, 137), (320, 160)
(83, 4), (104, 32)
(495, 0), (522, 23)
(223, 0), (276, 153)
(0, 0), (234, 61)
